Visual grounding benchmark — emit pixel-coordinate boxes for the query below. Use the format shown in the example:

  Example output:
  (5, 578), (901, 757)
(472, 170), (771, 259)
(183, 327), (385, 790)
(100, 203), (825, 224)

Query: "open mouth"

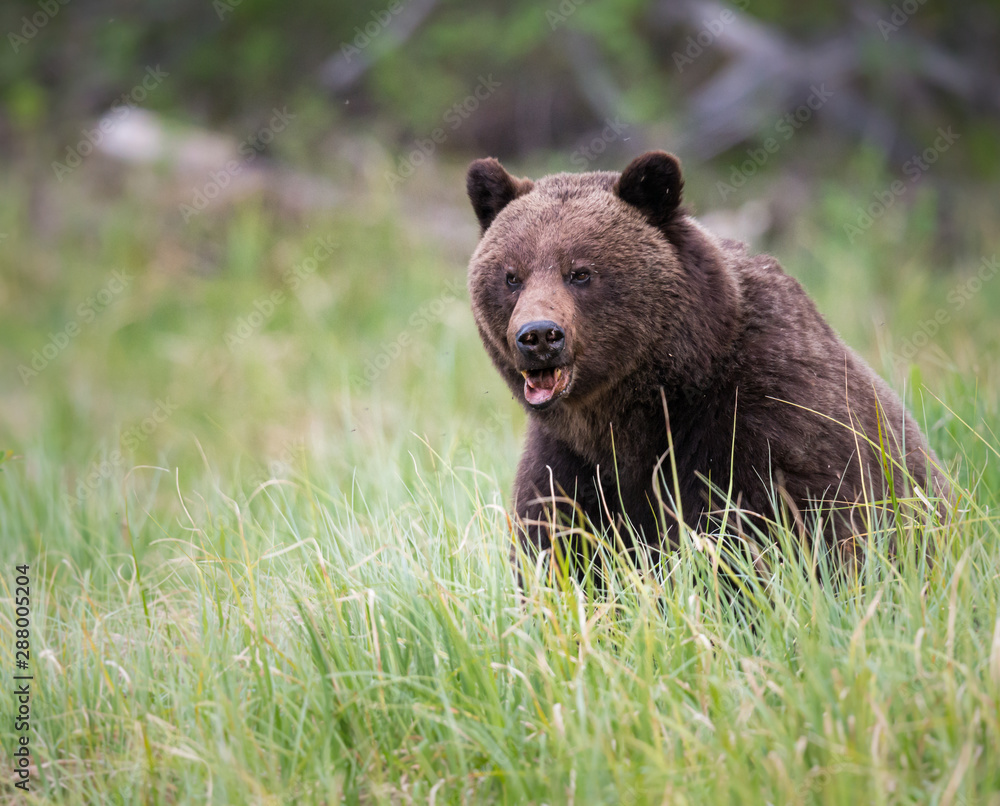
(520, 366), (572, 407)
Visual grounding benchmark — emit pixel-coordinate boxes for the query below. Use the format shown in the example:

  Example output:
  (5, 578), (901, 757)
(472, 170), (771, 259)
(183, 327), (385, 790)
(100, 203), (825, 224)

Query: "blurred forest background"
(4, 0), (1000, 164)
(0, 0), (998, 489)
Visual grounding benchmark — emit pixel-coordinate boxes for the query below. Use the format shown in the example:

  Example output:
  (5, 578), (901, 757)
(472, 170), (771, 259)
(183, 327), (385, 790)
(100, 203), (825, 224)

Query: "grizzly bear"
(465, 151), (947, 575)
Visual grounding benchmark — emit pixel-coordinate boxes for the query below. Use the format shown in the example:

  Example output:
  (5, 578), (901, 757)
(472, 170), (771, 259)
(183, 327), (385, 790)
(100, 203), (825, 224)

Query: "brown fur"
(465, 152), (948, 572)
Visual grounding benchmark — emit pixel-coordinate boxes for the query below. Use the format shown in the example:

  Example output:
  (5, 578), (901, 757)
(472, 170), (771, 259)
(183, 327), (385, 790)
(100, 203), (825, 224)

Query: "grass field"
(1, 151), (999, 804)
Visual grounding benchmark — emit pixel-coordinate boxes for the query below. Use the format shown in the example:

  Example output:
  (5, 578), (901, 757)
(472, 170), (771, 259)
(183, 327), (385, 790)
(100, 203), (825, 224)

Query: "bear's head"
(466, 151), (740, 414)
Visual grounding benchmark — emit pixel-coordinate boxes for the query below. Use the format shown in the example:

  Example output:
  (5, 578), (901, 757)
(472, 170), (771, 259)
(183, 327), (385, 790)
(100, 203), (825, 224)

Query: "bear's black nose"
(516, 320), (565, 361)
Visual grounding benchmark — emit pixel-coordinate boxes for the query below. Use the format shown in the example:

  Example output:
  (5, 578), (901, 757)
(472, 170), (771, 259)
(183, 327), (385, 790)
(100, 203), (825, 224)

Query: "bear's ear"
(466, 158), (534, 234)
(614, 151), (684, 229)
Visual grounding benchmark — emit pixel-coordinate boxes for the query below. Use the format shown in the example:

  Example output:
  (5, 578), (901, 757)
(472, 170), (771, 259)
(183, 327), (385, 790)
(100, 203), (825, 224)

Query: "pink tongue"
(524, 370), (557, 405)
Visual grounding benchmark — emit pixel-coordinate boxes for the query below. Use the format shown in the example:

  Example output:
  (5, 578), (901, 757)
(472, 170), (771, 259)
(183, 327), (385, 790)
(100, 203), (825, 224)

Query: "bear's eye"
(505, 271), (522, 290)
(569, 269), (591, 286)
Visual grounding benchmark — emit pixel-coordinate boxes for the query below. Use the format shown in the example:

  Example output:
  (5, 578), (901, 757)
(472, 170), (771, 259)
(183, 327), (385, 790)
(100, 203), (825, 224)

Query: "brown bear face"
(466, 152), (714, 413)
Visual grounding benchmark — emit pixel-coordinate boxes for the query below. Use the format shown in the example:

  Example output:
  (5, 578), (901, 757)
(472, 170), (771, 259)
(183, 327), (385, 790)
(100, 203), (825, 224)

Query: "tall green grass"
(1, 155), (998, 803)
(2, 426), (998, 803)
